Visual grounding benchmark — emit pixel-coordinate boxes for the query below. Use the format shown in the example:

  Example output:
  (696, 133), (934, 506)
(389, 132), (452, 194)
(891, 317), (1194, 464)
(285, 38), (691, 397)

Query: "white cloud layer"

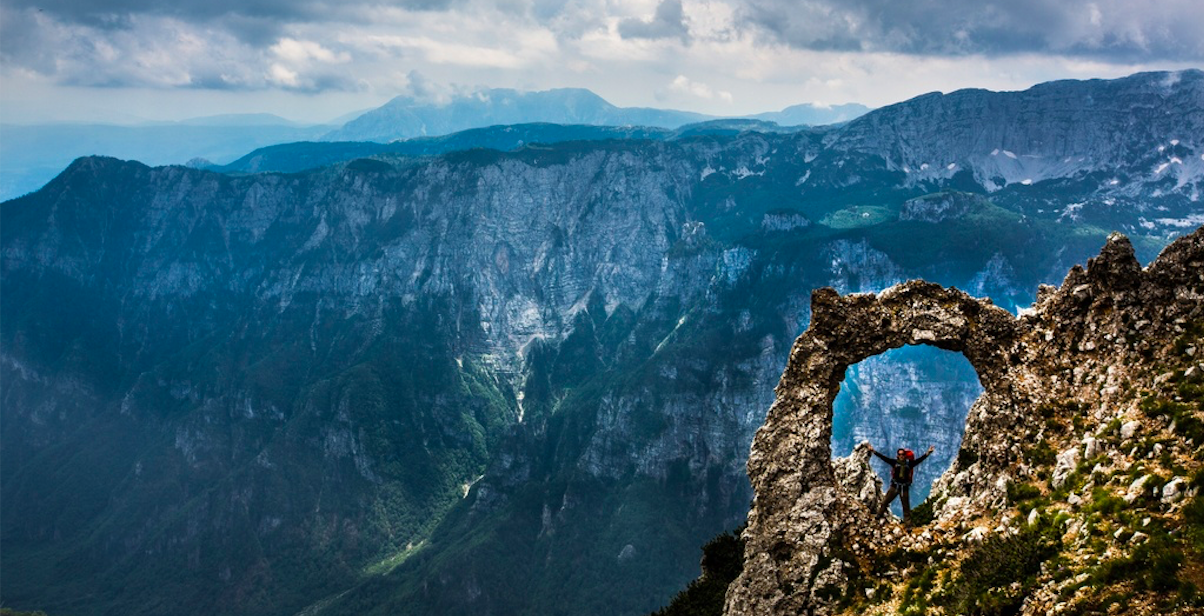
(737, 0), (1204, 60)
(619, 0), (691, 44)
(0, 0), (1200, 122)
(669, 74), (732, 102)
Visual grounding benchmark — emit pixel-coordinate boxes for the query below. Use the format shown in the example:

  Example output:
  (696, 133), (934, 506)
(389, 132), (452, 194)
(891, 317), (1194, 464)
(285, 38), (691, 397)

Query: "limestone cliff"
(724, 227), (1204, 615)
(5, 72), (1203, 616)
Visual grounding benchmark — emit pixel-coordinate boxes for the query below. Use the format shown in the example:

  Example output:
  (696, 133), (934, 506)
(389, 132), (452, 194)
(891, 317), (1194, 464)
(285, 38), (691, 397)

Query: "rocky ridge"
(4, 71), (1203, 616)
(724, 227), (1204, 615)
(831, 70), (1204, 194)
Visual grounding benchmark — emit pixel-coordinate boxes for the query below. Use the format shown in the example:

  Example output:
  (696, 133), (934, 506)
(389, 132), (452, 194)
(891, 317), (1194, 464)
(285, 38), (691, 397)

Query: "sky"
(2, 0), (1203, 124)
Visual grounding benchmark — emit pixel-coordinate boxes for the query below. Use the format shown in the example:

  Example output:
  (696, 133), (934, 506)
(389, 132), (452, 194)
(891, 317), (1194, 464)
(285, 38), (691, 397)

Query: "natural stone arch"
(830, 343), (982, 511)
(724, 280), (1023, 616)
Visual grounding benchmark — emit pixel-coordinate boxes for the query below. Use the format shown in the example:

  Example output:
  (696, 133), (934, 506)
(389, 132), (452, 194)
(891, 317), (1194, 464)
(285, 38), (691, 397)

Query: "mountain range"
(322, 88), (871, 143)
(1, 69), (1202, 616)
(0, 118), (332, 202)
(0, 90), (869, 202)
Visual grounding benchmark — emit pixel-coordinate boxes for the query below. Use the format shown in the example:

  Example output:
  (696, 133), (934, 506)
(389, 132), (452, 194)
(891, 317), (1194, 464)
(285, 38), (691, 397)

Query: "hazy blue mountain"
(175, 113), (312, 127)
(215, 124), (676, 174)
(326, 89), (869, 145)
(0, 121), (332, 201)
(1, 89), (867, 201)
(749, 102), (871, 126)
(215, 121), (815, 176)
(323, 88), (712, 142)
(2, 70), (1202, 616)
(669, 118), (805, 137)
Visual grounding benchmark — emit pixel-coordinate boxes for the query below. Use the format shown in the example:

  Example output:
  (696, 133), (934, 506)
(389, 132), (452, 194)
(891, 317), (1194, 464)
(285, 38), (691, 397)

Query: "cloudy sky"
(2, 0), (1202, 123)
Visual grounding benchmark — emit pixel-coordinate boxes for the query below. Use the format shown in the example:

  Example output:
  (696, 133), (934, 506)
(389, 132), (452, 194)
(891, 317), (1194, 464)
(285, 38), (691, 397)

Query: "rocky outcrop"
(899, 191), (993, 223)
(830, 70), (1204, 192)
(724, 227), (1204, 615)
(725, 281), (1023, 614)
(6, 75), (1204, 615)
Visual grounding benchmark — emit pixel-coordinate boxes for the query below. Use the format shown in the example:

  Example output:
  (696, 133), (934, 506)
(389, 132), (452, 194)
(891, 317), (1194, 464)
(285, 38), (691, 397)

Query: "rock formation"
(724, 227), (1204, 615)
(5, 71), (1203, 616)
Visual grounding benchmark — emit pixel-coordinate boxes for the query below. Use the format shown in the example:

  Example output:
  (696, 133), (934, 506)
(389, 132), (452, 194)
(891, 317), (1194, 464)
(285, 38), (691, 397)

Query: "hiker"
(867, 443), (934, 522)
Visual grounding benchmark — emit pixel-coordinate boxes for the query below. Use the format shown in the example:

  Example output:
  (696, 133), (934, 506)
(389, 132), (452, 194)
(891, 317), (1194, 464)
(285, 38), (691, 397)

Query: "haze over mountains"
(0, 89), (868, 202)
(2, 70), (1202, 616)
(0, 118), (332, 202)
(322, 87), (870, 143)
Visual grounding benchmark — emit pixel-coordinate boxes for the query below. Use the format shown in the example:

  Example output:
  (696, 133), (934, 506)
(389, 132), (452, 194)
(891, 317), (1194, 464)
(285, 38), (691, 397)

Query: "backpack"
(893, 450), (916, 484)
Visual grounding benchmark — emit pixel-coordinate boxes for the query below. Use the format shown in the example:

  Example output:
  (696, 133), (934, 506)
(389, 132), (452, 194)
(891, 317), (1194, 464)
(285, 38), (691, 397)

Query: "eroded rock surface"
(724, 227), (1204, 615)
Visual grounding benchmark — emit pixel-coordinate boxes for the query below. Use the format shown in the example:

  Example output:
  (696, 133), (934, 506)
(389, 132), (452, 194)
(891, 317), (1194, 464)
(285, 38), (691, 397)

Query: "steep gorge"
(2, 70), (1203, 616)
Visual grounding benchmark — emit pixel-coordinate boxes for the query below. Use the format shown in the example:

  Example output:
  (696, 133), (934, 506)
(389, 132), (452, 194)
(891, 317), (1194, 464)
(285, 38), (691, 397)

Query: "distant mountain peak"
(750, 102), (872, 126)
(324, 87), (705, 142)
(176, 113), (309, 127)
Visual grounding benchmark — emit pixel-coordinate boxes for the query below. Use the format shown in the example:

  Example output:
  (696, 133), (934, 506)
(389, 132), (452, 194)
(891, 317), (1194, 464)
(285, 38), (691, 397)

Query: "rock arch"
(723, 280), (1023, 616)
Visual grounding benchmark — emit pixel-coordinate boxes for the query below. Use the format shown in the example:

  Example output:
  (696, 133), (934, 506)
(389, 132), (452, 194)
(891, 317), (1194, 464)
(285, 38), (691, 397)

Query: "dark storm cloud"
(0, 4), (365, 91)
(6, 0), (455, 25)
(739, 0), (1204, 61)
(618, 0), (690, 44)
(5, 0), (460, 45)
(10, 0), (469, 46)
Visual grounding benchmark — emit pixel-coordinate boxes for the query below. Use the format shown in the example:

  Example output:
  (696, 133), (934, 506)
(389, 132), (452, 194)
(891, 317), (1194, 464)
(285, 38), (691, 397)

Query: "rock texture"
(832, 70), (1204, 194)
(725, 282), (1022, 614)
(725, 227), (1204, 615)
(4, 71), (1203, 616)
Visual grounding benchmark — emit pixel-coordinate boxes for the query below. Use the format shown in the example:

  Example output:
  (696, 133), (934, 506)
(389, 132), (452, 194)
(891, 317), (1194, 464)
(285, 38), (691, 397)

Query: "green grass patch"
(818, 205), (895, 229)
(1037, 401), (1087, 436)
(899, 564), (936, 616)
(908, 499), (938, 527)
(937, 520), (1060, 616)
(1092, 534), (1184, 593)
(1007, 482), (1043, 506)
(362, 541), (427, 576)
(1084, 487), (1125, 516)
(1172, 321), (1204, 358)
(1026, 440), (1057, 467)
(1141, 394), (1204, 444)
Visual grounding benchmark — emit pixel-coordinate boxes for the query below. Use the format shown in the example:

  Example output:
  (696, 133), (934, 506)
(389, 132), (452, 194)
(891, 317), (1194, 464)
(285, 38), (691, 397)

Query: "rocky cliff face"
(3, 71), (1202, 616)
(831, 70), (1204, 195)
(724, 227), (1204, 616)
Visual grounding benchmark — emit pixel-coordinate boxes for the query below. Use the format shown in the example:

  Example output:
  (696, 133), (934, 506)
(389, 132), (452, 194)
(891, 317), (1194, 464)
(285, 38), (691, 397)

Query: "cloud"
(271, 38), (349, 65)
(1, 0), (1200, 108)
(4, 0), (458, 27)
(0, 0), (575, 92)
(2, 0), (463, 48)
(0, 8), (361, 91)
(395, 70), (448, 102)
(351, 34), (529, 68)
(1, 9), (250, 88)
(669, 74), (732, 102)
(736, 0), (1204, 61)
(266, 38), (355, 91)
(618, 0), (691, 44)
